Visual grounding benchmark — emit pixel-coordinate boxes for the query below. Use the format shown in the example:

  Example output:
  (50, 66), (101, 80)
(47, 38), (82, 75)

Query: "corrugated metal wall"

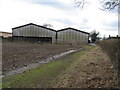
(57, 29), (89, 44)
(12, 25), (56, 43)
(12, 24), (89, 44)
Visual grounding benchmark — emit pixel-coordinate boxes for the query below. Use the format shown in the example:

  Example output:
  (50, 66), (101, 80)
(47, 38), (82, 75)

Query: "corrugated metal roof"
(12, 23), (89, 34)
(12, 23), (56, 32)
(0, 31), (12, 34)
(57, 27), (89, 34)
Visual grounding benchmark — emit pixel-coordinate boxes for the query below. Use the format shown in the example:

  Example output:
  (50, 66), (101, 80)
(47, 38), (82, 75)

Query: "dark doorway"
(12, 36), (52, 43)
(38, 37), (52, 43)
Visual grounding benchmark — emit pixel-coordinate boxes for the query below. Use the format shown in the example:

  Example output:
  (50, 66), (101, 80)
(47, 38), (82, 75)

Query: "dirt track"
(2, 42), (82, 74)
(48, 46), (118, 88)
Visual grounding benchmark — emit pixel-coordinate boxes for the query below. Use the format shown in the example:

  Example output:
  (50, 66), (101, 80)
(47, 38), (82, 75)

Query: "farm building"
(12, 23), (89, 44)
(0, 32), (12, 38)
(57, 28), (89, 45)
(12, 23), (56, 43)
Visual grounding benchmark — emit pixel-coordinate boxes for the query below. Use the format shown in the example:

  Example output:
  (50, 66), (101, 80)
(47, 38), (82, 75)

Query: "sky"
(0, 0), (118, 37)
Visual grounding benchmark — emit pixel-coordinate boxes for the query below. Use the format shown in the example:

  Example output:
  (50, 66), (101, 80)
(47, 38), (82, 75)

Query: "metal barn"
(12, 23), (89, 44)
(56, 28), (89, 45)
(12, 23), (56, 43)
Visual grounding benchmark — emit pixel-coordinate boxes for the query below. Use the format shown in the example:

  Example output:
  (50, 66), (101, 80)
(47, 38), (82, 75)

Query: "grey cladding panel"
(12, 24), (88, 44)
(57, 28), (89, 44)
(13, 25), (56, 37)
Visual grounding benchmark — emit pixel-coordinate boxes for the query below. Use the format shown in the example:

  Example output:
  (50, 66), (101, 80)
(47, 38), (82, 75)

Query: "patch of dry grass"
(99, 39), (120, 71)
(48, 46), (118, 88)
(99, 38), (120, 87)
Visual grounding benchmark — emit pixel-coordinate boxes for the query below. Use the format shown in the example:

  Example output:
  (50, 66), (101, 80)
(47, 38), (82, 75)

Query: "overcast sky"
(0, 0), (118, 37)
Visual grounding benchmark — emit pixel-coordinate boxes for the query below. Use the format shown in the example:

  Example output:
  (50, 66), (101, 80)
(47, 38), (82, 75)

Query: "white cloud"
(0, 0), (66, 30)
(0, 0), (118, 37)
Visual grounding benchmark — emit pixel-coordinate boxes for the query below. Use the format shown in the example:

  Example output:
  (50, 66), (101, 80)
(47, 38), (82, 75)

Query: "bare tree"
(102, 35), (107, 40)
(74, 0), (88, 8)
(74, 0), (120, 11)
(89, 30), (100, 43)
(100, 0), (120, 10)
(43, 23), (53, 28)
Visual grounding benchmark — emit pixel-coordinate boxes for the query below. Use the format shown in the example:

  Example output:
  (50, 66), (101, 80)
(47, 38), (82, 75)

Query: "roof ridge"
(57, 27), (89, 34)
(12, 23), (56, 32)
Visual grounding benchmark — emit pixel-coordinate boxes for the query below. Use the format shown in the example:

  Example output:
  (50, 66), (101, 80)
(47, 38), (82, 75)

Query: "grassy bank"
(99, 39), (120, 71)
(2, 45), (95, 88)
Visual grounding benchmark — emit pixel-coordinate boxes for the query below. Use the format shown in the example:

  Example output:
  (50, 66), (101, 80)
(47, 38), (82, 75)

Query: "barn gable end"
(12, 23), (56, 43)
(12, 23), (89, 44)
(56, 28), (89, 45)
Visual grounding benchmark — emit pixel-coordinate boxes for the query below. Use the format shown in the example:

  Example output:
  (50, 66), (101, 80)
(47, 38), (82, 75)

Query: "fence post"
(116, 35), (118, 38)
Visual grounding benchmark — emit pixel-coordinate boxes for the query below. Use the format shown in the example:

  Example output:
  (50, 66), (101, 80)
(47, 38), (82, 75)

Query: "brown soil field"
(2, 45), (118, 88)
(2, 42), (82, 74)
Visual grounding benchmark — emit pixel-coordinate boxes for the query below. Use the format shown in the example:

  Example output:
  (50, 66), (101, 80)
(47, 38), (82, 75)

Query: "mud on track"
(2, 42), (82, 75)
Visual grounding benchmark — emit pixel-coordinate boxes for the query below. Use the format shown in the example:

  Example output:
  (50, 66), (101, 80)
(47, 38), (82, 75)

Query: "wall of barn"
(12, 25), (56, 43)
(57, 29), (89, 45)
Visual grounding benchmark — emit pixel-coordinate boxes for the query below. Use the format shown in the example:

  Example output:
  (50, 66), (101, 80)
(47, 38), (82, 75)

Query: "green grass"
(3, 60), (67, 88)
(2, 45), (95, 88)
(84, 45), (95, 50)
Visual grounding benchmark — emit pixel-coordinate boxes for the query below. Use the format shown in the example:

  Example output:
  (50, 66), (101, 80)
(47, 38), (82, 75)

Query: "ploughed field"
(2, 42), (82, 74)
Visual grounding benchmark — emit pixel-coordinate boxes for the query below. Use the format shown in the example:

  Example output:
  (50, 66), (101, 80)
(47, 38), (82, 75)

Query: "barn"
(12, 23), (89, 44)
(0, 32), (12, 38)
(12, 23), (56, 43)
(56, 27), (89, 45)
